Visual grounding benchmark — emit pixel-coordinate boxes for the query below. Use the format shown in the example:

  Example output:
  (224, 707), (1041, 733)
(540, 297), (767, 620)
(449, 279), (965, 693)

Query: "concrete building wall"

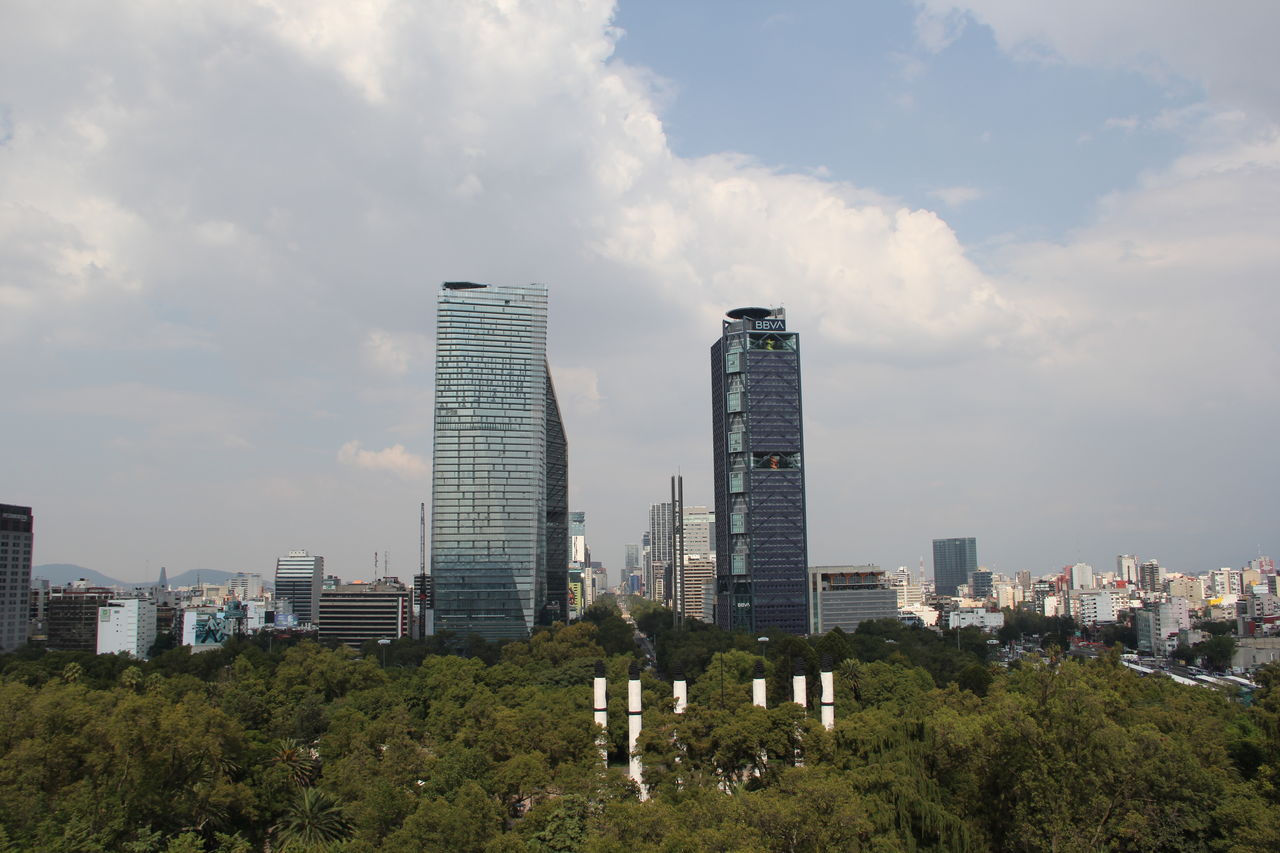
(97, 598), (157, 659)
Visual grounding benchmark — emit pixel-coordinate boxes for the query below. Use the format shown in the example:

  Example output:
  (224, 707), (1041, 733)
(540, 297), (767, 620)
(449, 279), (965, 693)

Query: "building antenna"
(384, 551), (390, 579)
(373, 551), (378, 580)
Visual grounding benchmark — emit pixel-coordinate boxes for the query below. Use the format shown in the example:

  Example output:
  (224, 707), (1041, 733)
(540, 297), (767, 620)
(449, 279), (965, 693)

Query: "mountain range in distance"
(33, 563), (250, 589)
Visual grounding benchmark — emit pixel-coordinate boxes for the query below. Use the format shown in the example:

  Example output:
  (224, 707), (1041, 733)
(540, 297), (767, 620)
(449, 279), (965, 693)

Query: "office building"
(1077, 589), (1125, 626)
(228, 573), (264, 601)
(47, 587), (113, 652)
(318, 580), (410, 647)
(646, 500), (675, 604)
(683, 506), (715, 557)
(712, 307), (809, 635)
(0, 504), (33, 652)
(1070, 562), (1094, 589)
(569, 512), (588, 565)
(1117, 555), (1138, 585)
(933, 538), (977, 597)
(682, 556), (717, 623)
(1139, 559), (1164, 592)
(97, 598), (157, 659)
(970, 568), (994, 599)
(890, 566), (923, 609)
(275, 550), (324, 625)
(430, 282), (568, 640)
(808, 565), (897, 634)
(950, 608), (1005, 631)
(1136, 598), (1192, 655)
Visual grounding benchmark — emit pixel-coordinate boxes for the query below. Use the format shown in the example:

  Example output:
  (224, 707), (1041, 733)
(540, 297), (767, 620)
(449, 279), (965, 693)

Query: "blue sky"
(1, 0), (1276, 584)
(612, 1), (1192, 246)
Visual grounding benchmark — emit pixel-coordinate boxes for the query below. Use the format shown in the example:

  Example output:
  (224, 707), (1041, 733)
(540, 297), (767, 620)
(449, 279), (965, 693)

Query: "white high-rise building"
(275, 550), (324, 626)
(681, 556), (717, 623)
(228, 573), (264, 600)
(890, 566), (923, 609)
(97, 598), (157, 659)
(1207, 568), (1242, 597)
(1077, 589), (1125, 625)
(682, 506), (715, 557)
(1117, 555), (1138, 585)
(1071, 562), (1094, 589)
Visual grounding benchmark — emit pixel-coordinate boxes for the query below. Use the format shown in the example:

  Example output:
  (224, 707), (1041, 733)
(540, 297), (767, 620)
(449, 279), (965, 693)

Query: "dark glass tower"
(932, 537), (977, 597)
(430, 282), (568, 640)
(711, 307), (809, 635)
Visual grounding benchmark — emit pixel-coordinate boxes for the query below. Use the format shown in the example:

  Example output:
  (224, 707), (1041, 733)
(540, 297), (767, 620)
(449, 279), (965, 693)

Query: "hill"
(31, 564), (124, 587)
(32, 564), (247, 589)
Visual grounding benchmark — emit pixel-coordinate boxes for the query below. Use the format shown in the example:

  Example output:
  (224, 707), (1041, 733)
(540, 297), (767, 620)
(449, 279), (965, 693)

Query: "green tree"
(272, 788), (352, 849)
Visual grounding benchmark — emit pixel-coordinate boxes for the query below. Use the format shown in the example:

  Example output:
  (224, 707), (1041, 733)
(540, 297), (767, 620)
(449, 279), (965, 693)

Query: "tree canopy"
(0, 605), (1276, 852)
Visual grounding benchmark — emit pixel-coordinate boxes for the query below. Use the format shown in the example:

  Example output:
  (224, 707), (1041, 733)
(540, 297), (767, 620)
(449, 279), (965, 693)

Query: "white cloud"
(551, 365), (604, 415)
(928, 185), (984, 207)
(913, 1), (1280, 120)
(362, 329), (427, 377)
(337, 440), (429, 479)
(1, 0), (1272, 578)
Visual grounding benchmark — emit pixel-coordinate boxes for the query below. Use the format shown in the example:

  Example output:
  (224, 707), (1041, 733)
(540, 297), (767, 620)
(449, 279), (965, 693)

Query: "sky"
(2, 0), (1277, 585)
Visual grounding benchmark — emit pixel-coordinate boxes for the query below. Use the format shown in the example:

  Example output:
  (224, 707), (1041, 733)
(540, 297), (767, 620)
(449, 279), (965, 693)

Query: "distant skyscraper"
(275, 550), (324, 625)
(1070, 562), (1094, 590)
(682, 505), (715, 557)
(624, 543), (640, 571)
(970, 567), (994, 599)
(1139, 559), (1163, 592)
(647, 501), (675, 603)
(0, 504), (33, 652)
(933, 538), (977, 597)
(569, 512), (587, 564)
(430, 282), (568, 639)
(712, 307), (809, 635)
(1117, 555), (1138, 585)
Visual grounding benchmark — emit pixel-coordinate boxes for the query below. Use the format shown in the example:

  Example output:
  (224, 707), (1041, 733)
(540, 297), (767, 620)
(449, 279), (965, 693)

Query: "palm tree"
(271, 738), (315, 787)
(272, 788), (351, 849)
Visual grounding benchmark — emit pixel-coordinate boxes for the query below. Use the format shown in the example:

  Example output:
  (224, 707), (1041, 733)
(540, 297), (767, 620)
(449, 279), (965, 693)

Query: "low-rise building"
(808, 565), (898, 634)
(949, 608), (1005, 631)
(47, 586), (113, 652)
(317, 580), (410, 647)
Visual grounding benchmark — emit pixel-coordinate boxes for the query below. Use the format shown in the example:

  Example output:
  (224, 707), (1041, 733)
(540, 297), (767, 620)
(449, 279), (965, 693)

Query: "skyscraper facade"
(646, 501), (675, 603)
(569, 511), (587, 564)
(711, 307), (809, 635)
(933, 537), (977, 597)
(275, 550), (324, 625)
(430, 282), (567, 640)
(682, 505), (715, 557)
(0, 504), (33, 652)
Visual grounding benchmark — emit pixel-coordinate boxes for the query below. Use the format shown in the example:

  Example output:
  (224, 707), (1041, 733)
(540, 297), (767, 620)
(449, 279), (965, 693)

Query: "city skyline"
(2, 2), (1277, 583)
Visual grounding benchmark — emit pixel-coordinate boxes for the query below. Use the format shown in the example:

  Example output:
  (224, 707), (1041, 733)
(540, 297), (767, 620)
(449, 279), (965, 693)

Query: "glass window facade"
(932, 537), (977, 597)
(711, 310), (809, 635)
(430, 283), (567, 640)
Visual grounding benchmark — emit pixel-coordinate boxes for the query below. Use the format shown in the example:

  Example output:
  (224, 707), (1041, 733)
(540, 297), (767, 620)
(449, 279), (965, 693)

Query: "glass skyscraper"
(274, 550), (324, 626)
(711, 307), (809, 635)
(932, 537), (977, 597)
(430, 282), (567, 640)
